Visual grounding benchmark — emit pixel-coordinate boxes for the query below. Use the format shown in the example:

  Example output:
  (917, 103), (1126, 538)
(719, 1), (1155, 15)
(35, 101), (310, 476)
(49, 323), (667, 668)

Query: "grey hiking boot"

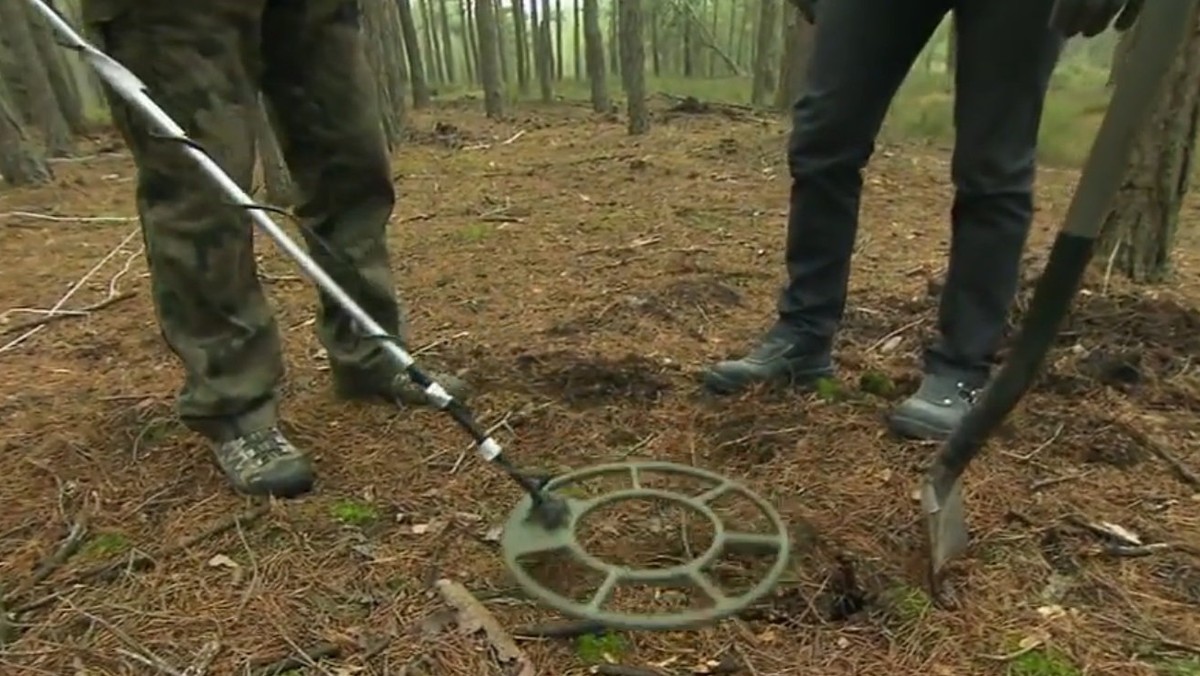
(887, 373), (982, 441)
(212, 427), (314, 498)
(702, 331), (834, 394)
(334, 368), (472, 406)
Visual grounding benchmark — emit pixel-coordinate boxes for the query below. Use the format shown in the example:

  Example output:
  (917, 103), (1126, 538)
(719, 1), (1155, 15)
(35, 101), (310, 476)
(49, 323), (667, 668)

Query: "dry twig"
(435, 579), (535, 676)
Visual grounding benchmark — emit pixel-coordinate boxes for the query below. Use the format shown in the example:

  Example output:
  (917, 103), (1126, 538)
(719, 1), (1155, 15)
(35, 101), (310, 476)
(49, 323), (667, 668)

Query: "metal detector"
(23, 0), (791, 631)
(921, 0), (1198, 590)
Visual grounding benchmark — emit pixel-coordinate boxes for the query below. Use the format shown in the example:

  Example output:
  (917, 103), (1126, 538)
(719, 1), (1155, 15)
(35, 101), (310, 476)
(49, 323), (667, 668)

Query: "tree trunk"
(945, 16), (957, 91)
(494, 0), (510, 85)
(750, 0), (778, 104)
(396, 0), (433, 106)
(774, 6), (813, 111)
(582, 0), (609, 112)
(438, 0), (457, 83)
(512, 0), (531, 93)
(574, 0), (582, 80)
(609, 4), (620, 76)
(619, 0), (647, 135)
(255, 96), (295, 206)
(475, 0), (504, 117)
(0, 0), (73, 156)
(555, 0), (565, 80)
(0, 80), (51, 186)
(649, 2), (661, 76)
(362, 0), (407, 148)
(458, 0), (475, 83)
(419, 0), (442, 84)
(26, 4), (87, 135)
(1096, 10), (1200, 283)
(726, 0), (739, 73)
(537, 0), (555, 100)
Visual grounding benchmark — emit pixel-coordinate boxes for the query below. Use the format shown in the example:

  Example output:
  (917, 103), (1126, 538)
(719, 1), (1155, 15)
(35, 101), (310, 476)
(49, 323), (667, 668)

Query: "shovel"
(921, 0), (1199, 591)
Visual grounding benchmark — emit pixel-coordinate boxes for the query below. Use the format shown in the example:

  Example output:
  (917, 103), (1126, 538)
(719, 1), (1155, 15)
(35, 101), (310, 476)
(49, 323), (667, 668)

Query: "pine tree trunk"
(750, 0), (778, 104)
(26, 4), (87, 135)
(1097, 10), (1200, 283)
(574, 0), (582, 80)
(396, 0), (433, 106)
(475, 0), (504, 117)
(0, 0), (73, 156)
(774, 6), (813, 110)
(582, 0), (609, 112)
(618, 0), (647, 135)
(438, 0), (457, 83)
(0, 79), (52, 186)
(512, 0), (531, 94)
(537, 0), (555, 101)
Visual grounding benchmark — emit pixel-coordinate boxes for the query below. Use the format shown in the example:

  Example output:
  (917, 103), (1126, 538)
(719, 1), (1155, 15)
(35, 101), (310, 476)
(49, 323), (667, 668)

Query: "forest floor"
(1, 97), (1199, 676)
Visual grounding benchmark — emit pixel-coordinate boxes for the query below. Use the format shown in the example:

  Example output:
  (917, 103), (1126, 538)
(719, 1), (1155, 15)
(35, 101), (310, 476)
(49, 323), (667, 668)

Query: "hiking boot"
(887, 372), (982, 441)
(334, 367), (472, 406)
(702, 331), (834, 394)
(212, 427), (314, 498)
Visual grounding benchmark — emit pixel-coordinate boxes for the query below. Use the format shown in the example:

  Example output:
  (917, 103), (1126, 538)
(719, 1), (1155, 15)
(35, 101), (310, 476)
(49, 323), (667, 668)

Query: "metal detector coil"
(502, 461), (790, 631)
(23, 0), (793, 631)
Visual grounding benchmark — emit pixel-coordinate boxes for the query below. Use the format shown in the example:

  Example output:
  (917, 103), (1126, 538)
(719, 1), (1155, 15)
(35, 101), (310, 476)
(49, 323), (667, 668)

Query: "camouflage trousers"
(83, 0), (406, 441)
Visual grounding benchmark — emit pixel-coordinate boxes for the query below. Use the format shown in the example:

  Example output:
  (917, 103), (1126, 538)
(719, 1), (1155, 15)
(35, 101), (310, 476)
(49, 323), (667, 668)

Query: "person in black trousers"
(702, 0), (1141, 440)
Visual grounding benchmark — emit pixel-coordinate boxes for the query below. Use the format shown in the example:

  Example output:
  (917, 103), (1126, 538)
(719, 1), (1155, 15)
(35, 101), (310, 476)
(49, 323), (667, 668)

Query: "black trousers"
(776, 0), (1064, 383)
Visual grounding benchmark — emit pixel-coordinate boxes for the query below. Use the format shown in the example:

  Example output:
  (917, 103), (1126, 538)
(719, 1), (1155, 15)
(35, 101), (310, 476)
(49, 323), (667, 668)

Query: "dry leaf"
(206, 554), (239, 569)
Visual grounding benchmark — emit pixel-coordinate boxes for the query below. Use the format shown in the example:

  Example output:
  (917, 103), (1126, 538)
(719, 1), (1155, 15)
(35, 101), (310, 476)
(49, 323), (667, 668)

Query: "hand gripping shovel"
(922, 0), (1198, 591)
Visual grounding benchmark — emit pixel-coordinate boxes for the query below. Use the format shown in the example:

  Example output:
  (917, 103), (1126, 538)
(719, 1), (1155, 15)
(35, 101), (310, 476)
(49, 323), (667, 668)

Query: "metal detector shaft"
(922, 0), (1197, 580)
(25, 0), (547, 503)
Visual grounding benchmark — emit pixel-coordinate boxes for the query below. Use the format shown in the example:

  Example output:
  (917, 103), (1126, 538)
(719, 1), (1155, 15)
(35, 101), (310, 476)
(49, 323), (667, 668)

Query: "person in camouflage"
(81, 0), (467, 499)
(703, 0), (1140, 441)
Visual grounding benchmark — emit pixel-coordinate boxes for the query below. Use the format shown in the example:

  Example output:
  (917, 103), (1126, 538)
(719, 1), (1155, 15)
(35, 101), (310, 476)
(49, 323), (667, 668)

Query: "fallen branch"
(2, 513), (89, 602)
(251, 642), (341, 676)
(13, 504), (270, 614)
(436, 578), (535, 676)
(1129, 425), (1200, 488)
(62, 600), (184, 676)
(0, 291), (135, 336)
(0, 211), (135, 224)
(513, 619), (611, 640)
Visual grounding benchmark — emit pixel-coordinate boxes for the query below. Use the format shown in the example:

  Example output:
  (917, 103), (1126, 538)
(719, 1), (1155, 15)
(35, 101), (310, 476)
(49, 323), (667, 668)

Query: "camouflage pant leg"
(260, 0), (405, 386)
(87, 3), (284, 441)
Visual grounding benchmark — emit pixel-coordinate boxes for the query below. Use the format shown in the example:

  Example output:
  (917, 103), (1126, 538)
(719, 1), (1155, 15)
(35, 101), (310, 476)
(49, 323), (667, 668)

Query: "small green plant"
(457, 222), (491, 243)
(330, 499), (378, 527)
(858, 371), (897, 398)
(1008, 647), (1080, 676)
(883, 585), (933, 624)
(1157, 657), (1200, 676)
(85, 532), (129, 557)
(575, 631), (627, 664)
(814, 377), (845, 402)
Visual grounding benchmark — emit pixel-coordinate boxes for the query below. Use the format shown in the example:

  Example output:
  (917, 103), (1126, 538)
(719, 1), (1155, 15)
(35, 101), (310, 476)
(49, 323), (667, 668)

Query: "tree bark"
(0, 0), (73, 156)
(459, 0), (477, 83)
(537, 0), (555, 101)
(26, 3), (87, 135)
(362, 0), (408, 148)
(1097, 10), (1200, 283)
(582, 0), (610, 112)
(396, 0), (433, 106)
(750, 0), (778, 104)
(475, 0), (504, 117)
(618, 0), (647, 135)
(0, 79), (52, 186)
(573, 0), (582, 80)
(774, 5), (813, 111)
(512, 0), (531, 93)
(555, 0), (565, 80)
(438, 0), (457, 84)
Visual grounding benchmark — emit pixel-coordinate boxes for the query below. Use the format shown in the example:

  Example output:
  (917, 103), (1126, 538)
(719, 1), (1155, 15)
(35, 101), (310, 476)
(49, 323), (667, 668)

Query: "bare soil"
(1, 97), (1198, 676)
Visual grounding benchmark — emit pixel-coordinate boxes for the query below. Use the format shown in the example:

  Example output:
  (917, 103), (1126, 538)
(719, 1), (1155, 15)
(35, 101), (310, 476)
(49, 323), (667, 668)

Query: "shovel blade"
(921, 475), (968, 584)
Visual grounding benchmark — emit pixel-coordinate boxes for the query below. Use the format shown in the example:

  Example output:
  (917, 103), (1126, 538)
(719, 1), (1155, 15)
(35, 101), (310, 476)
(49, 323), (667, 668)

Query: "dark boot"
(887, 372), (983, 441)
(212, 427), (314, 498)
(702, 329), (833, 394)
